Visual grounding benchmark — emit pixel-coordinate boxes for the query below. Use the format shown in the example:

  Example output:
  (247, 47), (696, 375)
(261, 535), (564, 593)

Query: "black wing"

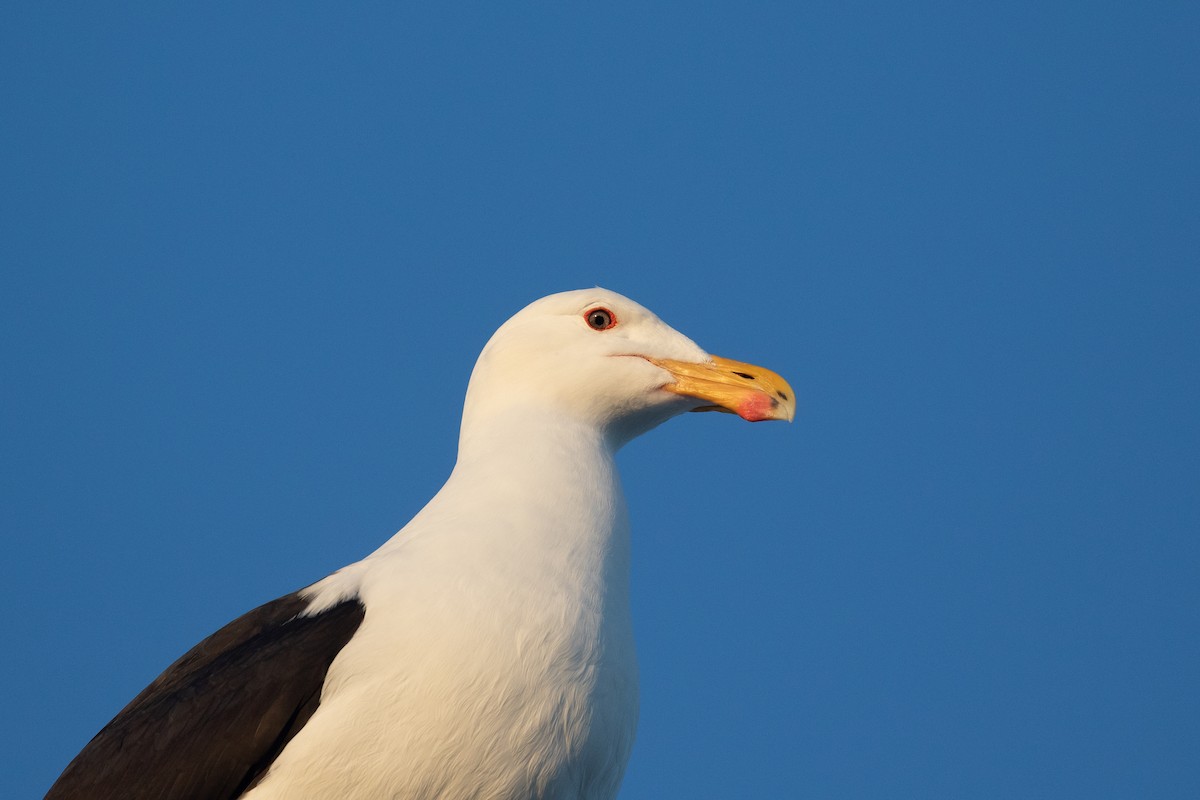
(46, 590), (365, 800)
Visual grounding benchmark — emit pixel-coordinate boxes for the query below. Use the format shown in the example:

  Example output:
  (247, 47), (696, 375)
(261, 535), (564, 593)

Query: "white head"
(460, 288), (794, 450)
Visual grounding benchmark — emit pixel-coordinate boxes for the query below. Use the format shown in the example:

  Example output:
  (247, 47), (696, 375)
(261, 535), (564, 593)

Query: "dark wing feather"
(46, 591), (365, 800)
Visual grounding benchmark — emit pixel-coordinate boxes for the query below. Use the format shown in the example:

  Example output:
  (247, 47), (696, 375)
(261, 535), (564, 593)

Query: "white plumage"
(49, 288), (793, 800)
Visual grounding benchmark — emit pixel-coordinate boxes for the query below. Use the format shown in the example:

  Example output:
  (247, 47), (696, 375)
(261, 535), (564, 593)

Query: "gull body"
(48, 288), (794, 800)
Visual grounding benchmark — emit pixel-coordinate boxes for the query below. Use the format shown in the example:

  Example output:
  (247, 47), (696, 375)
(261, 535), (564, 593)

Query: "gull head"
(460, 288), (794, 449)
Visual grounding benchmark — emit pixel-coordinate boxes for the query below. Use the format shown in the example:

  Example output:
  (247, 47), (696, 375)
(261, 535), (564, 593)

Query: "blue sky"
(3, 3), (1197, 798)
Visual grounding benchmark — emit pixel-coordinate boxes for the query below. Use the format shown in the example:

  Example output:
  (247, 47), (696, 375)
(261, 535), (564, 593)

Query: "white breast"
(243, 416), (639, 800)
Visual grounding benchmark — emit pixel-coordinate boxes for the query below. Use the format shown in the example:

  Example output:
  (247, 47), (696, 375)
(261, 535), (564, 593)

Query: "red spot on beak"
(736, 393), (777, 422)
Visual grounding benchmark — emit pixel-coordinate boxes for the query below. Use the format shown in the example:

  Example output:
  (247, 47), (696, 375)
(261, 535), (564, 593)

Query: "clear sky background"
(3, 4), (1197, 798)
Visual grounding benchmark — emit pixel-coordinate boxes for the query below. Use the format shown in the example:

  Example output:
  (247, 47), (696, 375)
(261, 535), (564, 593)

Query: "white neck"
(302, 410), (631, 617)
(366, 410), (631, 603)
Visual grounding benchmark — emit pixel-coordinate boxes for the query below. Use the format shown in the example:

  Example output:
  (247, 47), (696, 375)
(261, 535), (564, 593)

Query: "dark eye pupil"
(588, 310), (612, 329)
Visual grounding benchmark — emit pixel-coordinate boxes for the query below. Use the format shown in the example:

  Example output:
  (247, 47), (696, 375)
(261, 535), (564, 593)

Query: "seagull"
(47, 287), (794, 800)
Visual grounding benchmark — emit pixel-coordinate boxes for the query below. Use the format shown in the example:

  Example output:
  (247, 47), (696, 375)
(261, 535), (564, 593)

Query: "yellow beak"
(648, 355), (795, 422)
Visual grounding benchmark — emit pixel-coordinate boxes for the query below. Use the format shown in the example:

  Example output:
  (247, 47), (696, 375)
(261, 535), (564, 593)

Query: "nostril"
(734, 371), (754, 380)
(779, 391), (789, 401)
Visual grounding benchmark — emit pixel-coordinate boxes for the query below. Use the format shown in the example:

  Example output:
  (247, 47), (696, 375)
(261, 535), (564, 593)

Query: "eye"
(584, 307), (617, 331)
